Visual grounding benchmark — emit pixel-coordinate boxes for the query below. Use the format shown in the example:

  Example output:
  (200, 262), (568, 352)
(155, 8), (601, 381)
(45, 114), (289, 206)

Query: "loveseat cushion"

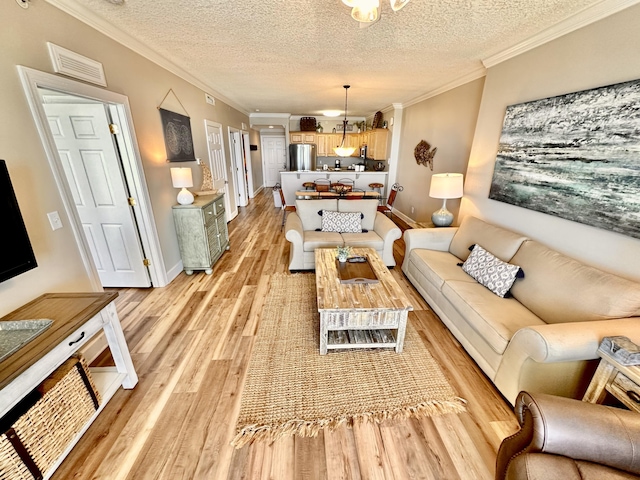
(510, 240), (640, 324)
(341, 231), (384, 250)
(338, 199), (378, 231)
(442, 280), (545, 355)
(302, 231), (343, 252)
(449, 216), (528, 262)
(296, 199), (338, 231)
(408, 249), (476, 290)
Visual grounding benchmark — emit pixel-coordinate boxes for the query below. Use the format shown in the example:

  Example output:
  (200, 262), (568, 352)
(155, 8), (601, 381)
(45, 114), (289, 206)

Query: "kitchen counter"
(280, 171), (388, 206)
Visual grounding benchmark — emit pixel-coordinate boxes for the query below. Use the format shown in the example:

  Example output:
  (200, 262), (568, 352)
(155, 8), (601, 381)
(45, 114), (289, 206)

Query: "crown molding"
(250, 113), (292, 119)
(44, 0), (249, 115)
(483, 0), (640, 68)
(400, 66), (487, 110)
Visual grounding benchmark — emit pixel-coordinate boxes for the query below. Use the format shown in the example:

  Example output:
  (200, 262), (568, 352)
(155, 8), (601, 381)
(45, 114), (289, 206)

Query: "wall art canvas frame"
(489, 79), (640, 240)
(159, 108), (196, 162)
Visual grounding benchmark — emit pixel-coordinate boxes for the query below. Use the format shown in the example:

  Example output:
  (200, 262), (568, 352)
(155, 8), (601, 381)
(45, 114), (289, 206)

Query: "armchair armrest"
(496, 391), (640, 479)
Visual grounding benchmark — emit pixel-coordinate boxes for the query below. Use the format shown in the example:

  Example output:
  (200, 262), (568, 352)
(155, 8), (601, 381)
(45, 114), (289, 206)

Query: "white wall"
(462, 4), (640, 281)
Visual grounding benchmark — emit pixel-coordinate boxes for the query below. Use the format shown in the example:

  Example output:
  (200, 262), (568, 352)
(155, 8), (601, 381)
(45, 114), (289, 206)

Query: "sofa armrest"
(496, 392), (640, 479)
(505, 317), (640, 364)
(373, 212), (401, 243)
(284, 212), (303, 243)
(403, 227), (458, 254)
(494, 317), (640, 403)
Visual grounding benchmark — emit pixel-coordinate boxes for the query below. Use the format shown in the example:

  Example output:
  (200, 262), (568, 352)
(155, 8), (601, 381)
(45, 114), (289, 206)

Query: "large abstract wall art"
(489, 79), (640, 239)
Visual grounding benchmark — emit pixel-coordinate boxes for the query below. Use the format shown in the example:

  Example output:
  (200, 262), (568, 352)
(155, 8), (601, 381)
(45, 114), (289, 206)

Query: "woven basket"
(0, 357), (101, 480)
(300, 117), (316, 131)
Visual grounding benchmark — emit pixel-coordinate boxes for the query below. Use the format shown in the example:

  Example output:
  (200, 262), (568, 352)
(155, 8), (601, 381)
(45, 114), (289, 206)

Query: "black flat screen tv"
(0, 160), (37, 283)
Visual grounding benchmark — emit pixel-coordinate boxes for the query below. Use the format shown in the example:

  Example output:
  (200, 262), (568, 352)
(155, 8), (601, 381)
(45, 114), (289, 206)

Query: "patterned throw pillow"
(321, 210), (362, 233)
(462, 244), (523, 298)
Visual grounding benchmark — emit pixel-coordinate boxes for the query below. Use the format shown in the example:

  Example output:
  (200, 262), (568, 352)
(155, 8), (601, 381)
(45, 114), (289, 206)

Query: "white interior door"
(205, 120), (232, 220)
(44, 103), (151, 287)
(262, 135), (287, 187)
(229, 128), (248, 207)
(242, 132), (254, 199)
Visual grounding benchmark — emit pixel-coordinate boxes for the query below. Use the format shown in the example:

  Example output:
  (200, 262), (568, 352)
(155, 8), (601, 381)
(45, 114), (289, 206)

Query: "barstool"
(369, 182), (384, 204)
(302, 181), (315, 190)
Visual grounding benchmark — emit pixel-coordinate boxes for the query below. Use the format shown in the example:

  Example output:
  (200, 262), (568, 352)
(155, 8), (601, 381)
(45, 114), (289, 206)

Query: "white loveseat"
(285, 199), (401, 270)
(402, 216), (640, 405)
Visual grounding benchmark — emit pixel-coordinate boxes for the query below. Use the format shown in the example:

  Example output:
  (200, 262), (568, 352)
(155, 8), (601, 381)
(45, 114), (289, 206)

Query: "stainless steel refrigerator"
(289, 143), (317, 171)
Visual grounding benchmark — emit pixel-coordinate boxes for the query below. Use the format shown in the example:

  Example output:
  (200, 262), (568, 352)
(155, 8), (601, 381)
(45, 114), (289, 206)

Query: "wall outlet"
(47, 211), (63, 230)
(411, 206), (415, 214)
(205, 93), (215, 105)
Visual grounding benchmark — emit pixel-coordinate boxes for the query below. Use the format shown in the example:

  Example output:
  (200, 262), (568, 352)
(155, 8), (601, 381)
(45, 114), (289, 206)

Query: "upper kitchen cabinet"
(316, 133), (361, 157)
(364, 129), (389, 160)
(290, 132), (317, 144)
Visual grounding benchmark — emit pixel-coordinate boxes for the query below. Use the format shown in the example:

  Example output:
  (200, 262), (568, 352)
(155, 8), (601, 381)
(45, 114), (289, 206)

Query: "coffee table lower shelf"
(326, 328), (398, 352)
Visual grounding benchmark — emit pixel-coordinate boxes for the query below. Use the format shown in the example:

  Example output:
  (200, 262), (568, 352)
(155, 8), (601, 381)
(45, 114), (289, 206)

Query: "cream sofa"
(285, 199), (401, 270)
(402, 216), (640, 405)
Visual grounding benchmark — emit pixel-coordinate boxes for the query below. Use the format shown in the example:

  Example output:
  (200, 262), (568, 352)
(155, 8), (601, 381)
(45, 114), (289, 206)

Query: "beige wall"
(395, 78), (485, 223)
(462, 4), (640, 281)
(0, 1), (248, 315)
(249, 128), (264, 193)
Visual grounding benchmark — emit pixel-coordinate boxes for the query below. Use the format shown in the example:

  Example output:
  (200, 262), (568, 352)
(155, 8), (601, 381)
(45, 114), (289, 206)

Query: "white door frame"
(18, 66), (168, 289)
(228, 127), (247, 207)
(241, 131), (255, 198)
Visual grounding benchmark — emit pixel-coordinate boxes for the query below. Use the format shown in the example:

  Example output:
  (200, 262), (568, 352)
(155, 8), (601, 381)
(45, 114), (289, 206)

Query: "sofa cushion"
(296, 199), (338, 231)
(462, 244), (523, 298)
(302, 231), (343, 252)
(449, 216), (528, 262)
(338, 199), (378, 231)
(510, 240), (640, 324)
(408, 249), (476, 290)
(442, 280), (545, 355)
(341, 231), (384, 250)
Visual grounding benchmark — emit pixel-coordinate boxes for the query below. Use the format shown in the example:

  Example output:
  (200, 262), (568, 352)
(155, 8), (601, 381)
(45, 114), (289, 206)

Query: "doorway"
(18, 67), (167, 289)
(229, 127), (248, 207)
(261, 134), (287, 187)
(205, 120), (233, 220)
(241, 131), (255, 198)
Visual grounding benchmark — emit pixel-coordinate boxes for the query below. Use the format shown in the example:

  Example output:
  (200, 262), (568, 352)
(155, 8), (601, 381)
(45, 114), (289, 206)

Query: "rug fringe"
(231, 397), (467, 448)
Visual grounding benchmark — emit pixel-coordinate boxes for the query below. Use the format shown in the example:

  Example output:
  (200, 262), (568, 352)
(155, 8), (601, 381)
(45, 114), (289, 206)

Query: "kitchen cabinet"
(290, 132), (317, 144)
(315, 133), (361, 157)
(172, 193), (229, 275)
(363, 129), (389, 160)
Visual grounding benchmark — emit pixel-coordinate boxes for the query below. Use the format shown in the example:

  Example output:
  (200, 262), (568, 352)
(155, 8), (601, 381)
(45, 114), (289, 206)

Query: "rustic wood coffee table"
(315, 247), (413, 355)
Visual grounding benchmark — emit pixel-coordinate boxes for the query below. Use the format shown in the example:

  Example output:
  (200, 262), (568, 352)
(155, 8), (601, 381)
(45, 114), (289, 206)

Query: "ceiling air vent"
(47, 43), (107, 87)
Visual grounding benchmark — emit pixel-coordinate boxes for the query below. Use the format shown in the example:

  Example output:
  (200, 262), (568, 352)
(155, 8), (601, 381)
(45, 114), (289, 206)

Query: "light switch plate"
(47, 211), (63, 230)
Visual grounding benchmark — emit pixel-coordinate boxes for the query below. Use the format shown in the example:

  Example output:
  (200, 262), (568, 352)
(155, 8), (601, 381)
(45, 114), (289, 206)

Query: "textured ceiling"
(59, 0), (605, 116)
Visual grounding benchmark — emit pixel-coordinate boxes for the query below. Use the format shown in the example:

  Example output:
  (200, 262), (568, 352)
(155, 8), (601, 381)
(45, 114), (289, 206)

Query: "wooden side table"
(583, 348), (640, 413)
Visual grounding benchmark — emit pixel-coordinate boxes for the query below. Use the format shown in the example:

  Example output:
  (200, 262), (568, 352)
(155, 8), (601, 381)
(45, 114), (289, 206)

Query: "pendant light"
(333, 85), (357, 157)
(342, 0), (409, 24)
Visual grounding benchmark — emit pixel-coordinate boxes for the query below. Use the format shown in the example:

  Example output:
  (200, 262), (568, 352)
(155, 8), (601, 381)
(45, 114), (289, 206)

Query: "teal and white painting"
(489, 79), (640, 239)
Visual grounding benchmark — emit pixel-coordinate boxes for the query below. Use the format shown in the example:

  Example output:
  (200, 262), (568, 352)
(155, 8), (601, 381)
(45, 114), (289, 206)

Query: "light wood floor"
(53, 190), (519, 480)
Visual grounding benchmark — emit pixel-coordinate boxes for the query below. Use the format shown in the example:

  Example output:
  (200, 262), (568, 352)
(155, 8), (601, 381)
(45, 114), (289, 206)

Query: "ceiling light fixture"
(333, 85), (357, 157)
(342, 0), (409, 24)
(322, 110), (341, 117)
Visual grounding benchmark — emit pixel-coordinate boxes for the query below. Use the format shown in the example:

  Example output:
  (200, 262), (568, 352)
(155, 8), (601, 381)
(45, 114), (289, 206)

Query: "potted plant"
(335, 245), (352, 263)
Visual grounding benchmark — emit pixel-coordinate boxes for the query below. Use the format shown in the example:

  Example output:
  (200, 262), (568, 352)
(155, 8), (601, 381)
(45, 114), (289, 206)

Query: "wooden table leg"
(319, 314), (328, 355)
(583, 360), (616, 404)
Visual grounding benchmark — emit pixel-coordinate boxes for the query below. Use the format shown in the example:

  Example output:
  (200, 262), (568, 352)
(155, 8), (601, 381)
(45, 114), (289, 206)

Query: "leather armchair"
(496, 391), (640, 480)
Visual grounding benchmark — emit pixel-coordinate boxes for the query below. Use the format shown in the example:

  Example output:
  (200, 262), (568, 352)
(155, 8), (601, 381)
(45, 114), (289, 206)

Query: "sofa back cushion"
(338, 199), (378, 231)
(449, 216), (528, 262)
(295, 199), (338, 231)
(510, 240), (640, 324)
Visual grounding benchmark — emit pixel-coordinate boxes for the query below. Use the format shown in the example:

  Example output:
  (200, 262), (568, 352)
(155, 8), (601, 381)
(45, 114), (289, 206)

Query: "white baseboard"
(166, 260), (184, 284)
(253, 185), (264, 196)
(392, 208), (416, 226)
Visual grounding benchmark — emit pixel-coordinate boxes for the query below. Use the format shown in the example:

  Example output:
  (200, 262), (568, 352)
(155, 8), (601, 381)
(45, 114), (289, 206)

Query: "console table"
(0, 292), (137, 478)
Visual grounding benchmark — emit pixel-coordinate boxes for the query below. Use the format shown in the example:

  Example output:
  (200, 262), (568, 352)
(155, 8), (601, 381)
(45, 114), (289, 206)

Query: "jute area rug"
(232, 273), (466, 448)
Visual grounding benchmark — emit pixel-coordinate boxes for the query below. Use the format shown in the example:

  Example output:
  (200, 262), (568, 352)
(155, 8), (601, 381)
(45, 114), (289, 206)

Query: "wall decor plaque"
(159, 108), (196, 162)
(489, 79), (640, 239)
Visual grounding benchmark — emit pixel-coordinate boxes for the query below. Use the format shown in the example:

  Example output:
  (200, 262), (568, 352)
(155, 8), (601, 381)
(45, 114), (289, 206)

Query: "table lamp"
(170, 167), (194, 205)
(429, 173), (464, 227)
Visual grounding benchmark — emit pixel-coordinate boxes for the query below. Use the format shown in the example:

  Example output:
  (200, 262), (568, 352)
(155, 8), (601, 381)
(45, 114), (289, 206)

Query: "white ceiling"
(47, 0), (630, 116)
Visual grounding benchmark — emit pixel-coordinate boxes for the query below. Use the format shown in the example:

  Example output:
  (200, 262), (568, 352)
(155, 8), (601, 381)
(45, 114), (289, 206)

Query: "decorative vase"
(338, 253), (348, 263)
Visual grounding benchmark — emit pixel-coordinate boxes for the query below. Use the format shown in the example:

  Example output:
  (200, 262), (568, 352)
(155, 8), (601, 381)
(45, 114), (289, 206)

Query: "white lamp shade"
(429, 173), (464, 199)
(170, 167), (193, 188)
